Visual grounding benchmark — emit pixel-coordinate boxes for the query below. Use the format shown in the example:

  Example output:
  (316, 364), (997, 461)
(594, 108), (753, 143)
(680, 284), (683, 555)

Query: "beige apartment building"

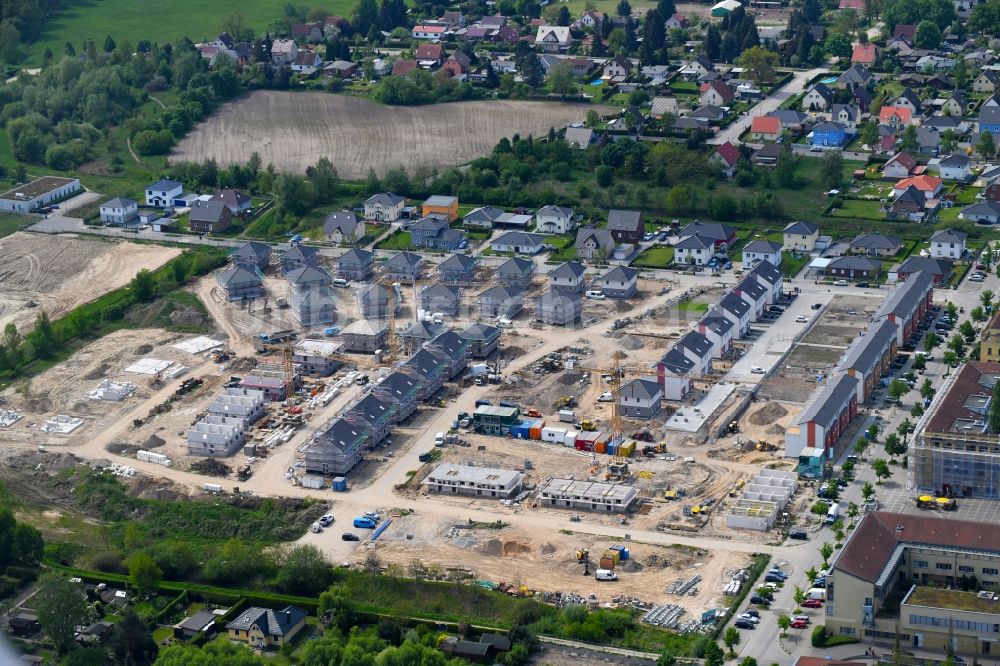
(827, 512), (1000, 658)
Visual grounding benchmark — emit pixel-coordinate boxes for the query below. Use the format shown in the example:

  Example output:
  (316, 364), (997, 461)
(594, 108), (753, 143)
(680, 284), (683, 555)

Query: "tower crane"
(576, 351), (646, 481)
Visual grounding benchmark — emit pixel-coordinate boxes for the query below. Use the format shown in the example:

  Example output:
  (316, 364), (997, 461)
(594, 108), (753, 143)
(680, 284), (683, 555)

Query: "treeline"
(0, 506), (44, 598)
(0, 247), (226, 381)
(0, 0), (63, 63)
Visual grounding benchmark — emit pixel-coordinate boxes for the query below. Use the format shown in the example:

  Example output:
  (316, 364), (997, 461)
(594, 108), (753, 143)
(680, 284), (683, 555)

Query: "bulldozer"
(557, 396), (577, 408)
(756, 440), (777, 452)
(580, 419), (597, 431)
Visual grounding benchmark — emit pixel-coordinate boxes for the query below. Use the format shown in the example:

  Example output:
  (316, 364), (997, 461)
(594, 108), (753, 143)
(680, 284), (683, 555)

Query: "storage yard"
(0, 232), (180, 332)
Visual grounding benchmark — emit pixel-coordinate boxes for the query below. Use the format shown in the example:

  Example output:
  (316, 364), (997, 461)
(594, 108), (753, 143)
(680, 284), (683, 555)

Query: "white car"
(795, 315), (808, 323)
(809, 145), (823, 152)
(598, 391), (614, 402)
(750, 366), (765, 374)
(586, 290), (606, 300)
(310, 522), (323, 533)
(834, 280), (848, 286)
(738, 613), (760, 624)
(319, 514), (335, 527)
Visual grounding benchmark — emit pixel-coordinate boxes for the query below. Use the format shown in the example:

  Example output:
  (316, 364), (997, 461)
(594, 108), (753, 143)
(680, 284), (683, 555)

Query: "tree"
(842, 460), (855, 477)
(309, 157), (338, 205)
(736, 46), (778, 84)
(914, 20), (942, 48)
(154, 640), (264, 665)
(0, 22), (21, 63)
(862, 481), (875, 503)
(898, 419), (914, 444)
(960, 320), (976, 341)
(819, 542), (834, 567)
(873, 458), (891, 484)
(103, 35), (117, 53)
(35, 573), (90, 654)
(352, 0), (380, 36)
(884, 433), (904, 460)
(3, 322), (21, 370)
(131, 268), (156, 303)
(901, 125), (919, 152)
(942, 350), (958, 367)
(982, 289), (995, 310)
(979, 131), (997, 159)
(925, 332), (939, 351)
(821, 150), (844, 189)
(617, 0), (632, 17)
(847, 501), (860, 524)
(723, 626), (741, 654)
(949, 333), (966, 357)
(859, 121), (878, 148)
(775, 146), (799, 187)
(29, 311), (56, 358)
(946, 301), (958, 320)
(110, 609), (158, 665)
(888, 379), (908, 401)
(702, 640), (725, 666)
(776, 614), (792, 637)
(824, 32), (852, 58)
(128, 551), (162, 595)
(548, 61), (577, 98)
(793, 586), (807, 608)
(972, 306), (987, 322)
(990, 380), (1000, 433)
(276, 544), (332, 595)
(969, 0), (1000, 33)
(912, 402), (924, 417)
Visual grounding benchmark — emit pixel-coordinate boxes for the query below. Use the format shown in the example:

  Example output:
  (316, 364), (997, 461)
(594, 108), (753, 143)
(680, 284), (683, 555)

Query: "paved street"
(709, 67), (827, 146)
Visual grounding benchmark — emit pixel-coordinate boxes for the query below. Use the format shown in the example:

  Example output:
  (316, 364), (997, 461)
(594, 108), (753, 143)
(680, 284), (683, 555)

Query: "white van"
(595, 569), (618, 581)
(434, 432), (445, 446)
(332, 278), (350, 288)
(310, 522), (323, 533)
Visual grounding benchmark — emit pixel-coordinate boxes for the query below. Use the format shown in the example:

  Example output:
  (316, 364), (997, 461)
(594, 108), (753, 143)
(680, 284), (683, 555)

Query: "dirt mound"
(541, 543), (557, 556)
(481, 539), (503, 556)
(619, 335), (644, 351)
(134, 345), (154, 355)
(143, 434), (166, 449)
(106, 442), (142, 456)
(83, 362), (111, 380)
(748, 402), (788, 426)
(190, 458), (232, 477)
(619, 559), (644, 573)
(765, 424), (785, 435)
(23, 396), (53, 413)
(616, 300), (633, 312)
(504, 346), (526, 359)
(502, 541), (532, 556)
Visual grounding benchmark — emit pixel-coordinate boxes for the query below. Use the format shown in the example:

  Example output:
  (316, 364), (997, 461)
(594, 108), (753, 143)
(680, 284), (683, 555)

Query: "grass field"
(24, 0), (353, 65)
(0, 212), (36, 238)
(633, 245), (674, 268)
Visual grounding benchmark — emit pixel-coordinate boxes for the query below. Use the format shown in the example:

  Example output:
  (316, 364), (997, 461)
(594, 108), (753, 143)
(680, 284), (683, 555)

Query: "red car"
(977, 264), (987, 271)
(790, 619), (809, 629)
(802, 599), (823, 608)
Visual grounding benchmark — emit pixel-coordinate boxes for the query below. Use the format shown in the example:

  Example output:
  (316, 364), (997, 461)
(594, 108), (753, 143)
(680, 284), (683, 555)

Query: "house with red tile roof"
(878, 105), (913, 128)
(700, 80), (734, 106)
(851, 42), (876, 65)
(892, 174), (942, 199)
(415, 43), (445, 65)
(749, 115), (781, 141)
(837, 0), (863, 8)
(711, 142), (742, 177)
(392, 59), (418, 76)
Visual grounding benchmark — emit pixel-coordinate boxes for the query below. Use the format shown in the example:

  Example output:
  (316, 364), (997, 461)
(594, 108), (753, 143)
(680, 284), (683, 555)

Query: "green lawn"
(829, 199), (884, 220)
(633, 245), (674, 268)
(375, 230), (413, 251)
(0, 212), (36, 238)
(24, 0), (353, 65)
(781, 253), (810, 278)
(678, 299), (709, 312)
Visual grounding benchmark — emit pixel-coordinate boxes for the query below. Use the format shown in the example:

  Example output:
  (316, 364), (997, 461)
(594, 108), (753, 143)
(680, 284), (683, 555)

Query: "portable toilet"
(332, 476), (348, 491)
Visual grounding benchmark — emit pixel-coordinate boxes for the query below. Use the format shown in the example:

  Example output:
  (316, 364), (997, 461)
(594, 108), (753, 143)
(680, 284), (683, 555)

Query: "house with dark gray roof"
(826, 256), (880, 280)
(226, 605), (307, 647)
(655, 347), (695, 400)
(383, 251), (423, 282)
(696, 314), (734, 358)
(460, 323), (501, 358)
(496, 256), (535, 287)
(718, 291), (751, 337)
(598, 266), (637, 298)
(783, 221), (819, 251)
(427, 330), (472, 379)
(399, 320), (442, 353)
(619, 378), (664, 419)
(279, 244), (319, 274)
(735, 277), (768, 320)
(548, 261), (587, 293)
(323, 211), (364, 244)
(747, 259), (783, 303)
(211, 188), (251, 215)
(677, 330), (713, 376)
(535, 289), (581, 326)
(576, 227), (615, 260)
(929, 228), (967, 260)
(837, 319), (899, 402)
(419, 284), (462, 316)
(894, 255), (951, 284)
(673, 233), (714, 265)
(784, 373), (860, 458)
(216, 265), (263, 301)
(409, 217), (465, 251)
(849, 233), (903, 257)
(438, 253), (477, 283)
(464, 206), (506, 229)
(678, 222), (736, 248)
(875, 269), (933, 345)
(479, 285), (524, 319)
(606, 209), (644, 244)
(335, 248), (374, 281)
(99, 197), (138, 226)
(231, 241), (272, 271)
(403, 347), (450, 397)
(959, 201), (1000, 224)
(287, 265), (335, 326)
(491, 231), (544, 255)
(741, 239), (782, 268)
(189, 200), (232, 234)
(358, 283), (394, 319)
(373, 371), (422, 422)
(303, 417), (371, 474)
(345, 394), (397, 444)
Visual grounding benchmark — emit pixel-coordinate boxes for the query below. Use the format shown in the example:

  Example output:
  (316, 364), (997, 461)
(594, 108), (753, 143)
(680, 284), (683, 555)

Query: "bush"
(811, 625), (827, 647)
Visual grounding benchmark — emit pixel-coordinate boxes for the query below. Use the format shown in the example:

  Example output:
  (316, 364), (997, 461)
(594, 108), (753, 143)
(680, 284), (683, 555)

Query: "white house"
(412, 25), (447, 39)
(802, 84), (832, 111)
(535, 26), (572, 52)
(929, 228), (967, 260)
(491, 231), (545, 255)
(674, 234), (713, 265)
(535, 205), (575, 234)
(735, 277), (768, 321)
(270, 38), (298, 64)
(718, 292), (751, 338)
(782, 221), (819, 251)
(145, 179), (183, 208)
(696, 314), (734, 359)
(656, 347), (695, 401)
(618, 378), (664, 419)
(99, 197), (138, 225)
(363, 192), (406, 222)
(323, 211), (365, 244)
(677, 331), (713, 377)
(938, 154), (972, 181)
(741, 239), (782, 268)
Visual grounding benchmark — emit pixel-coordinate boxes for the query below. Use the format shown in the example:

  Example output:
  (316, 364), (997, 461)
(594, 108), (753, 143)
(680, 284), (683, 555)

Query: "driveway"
(709, 67), (827, 146)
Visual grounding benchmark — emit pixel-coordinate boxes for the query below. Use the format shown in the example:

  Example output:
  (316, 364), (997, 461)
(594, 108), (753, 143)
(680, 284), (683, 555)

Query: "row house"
(303, 417), (370, 475)
(836, 319), (899, 403)
(655, 347), (696, 401)
(747, 259), (783, 304)
(717, 291), (751, 338)
(734, 276), (768, 321)
(459, 323), (501, 358)
(402, 347), (451, 399)
(344, 394), (397, 447)
(426, 330), (473, 379)
(696, 314), (735, 359)
(875, 269), (934, 345)
(372, 371), (422, 423)
(677, 331), (713, 377)
(784, 373), (861, 459)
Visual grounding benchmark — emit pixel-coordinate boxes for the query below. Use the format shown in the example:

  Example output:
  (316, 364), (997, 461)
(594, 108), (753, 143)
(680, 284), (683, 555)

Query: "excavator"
(576, 548), (590, 576)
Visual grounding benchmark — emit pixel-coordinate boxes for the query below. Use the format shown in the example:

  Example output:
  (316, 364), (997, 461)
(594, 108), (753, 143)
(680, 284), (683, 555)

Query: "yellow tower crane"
(576, 351), (646, 480)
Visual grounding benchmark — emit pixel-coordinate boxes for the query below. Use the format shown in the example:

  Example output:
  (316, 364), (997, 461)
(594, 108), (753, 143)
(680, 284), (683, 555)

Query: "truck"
(824, 502), (840, 525)
(259, 330), (297, 345)
(807, 587), (827, 601)
(353, 516), (377, 529)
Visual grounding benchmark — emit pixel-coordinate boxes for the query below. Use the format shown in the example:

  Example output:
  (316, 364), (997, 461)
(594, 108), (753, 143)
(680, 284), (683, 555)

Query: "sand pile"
(620, 335), (644, 351)
(748, 402), (788, 426)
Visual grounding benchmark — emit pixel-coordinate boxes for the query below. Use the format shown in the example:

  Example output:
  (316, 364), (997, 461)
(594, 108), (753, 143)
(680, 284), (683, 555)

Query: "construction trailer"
(537, 478), (639, 513)
(422, 463), (524, 499)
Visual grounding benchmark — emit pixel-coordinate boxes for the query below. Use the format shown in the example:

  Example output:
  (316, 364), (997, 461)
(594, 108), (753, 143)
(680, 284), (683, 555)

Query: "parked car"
(856, 282), (869, 288)
(802, 599), (823, 608)
(795, 315), (808, 323)
(789, 529), (808, 540)
(738, 613), (760, 624)
(790, 619), (809, 629)
(734, 619), (756, 629)
(743, 609), (760, 618)
(586, 290), (606, 300)
(811, 303), (823, 310)
(750, 594), (767, 605)
(750, 366), (765, 374)
(319, 514), (335, 527)
(341, 533), (360, 541)
(833, 280), (848, 286)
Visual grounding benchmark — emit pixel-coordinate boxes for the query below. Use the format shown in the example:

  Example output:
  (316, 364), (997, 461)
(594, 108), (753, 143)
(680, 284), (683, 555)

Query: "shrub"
(811, 625), (827, 647)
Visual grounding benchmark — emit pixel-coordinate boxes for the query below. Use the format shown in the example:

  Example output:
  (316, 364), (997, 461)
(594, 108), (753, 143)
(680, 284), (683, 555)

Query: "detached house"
(830, 104), (860, 131)
(802, 83), (833, 111)
(929, 228), (967, 259)
(415, 43), (445, 66)
(437, 253), (477, 283)
(974, 70), (1000, 94)
(189, 201), (232, 234)
(383, 251), (423, 282)
(363, 192), (406, 222)
(548, 261), (587, 293)
(535, 289), (581, 326)
(496, 257), (535, 287)
(700, 80), (734, 107)
(535, 205), (575, 234)
(742, 239), (782, 267)
(335, 248), (374, 281)
(892, 174), (942, 200)
(619, 378), (664, 419)
(749, 115), (781, 142)
(211, 189), (252, 215)
(576, 227), (615, 260)
(490, 231), (544, 255)
(606, 209), (644, 244)
(279, 244), (319, 274)
(850, 233), (902, 257)
(227, 605), (307, 648)
(598, 266), (637, 298)
(412, 25), (446, 39)
(959, 201), (1000, 224)
(99, 197), (138, 226)
(882, 152), (917, 179)
(712, 141), (742, 178)
(879, 106), (913, 128)
(270, 39), (298, 64)
(783, 221), (819, 251)
(679, 222), (736, 250)
(323, 211), (364, 244)
(851, 43), (876, 66)
(145, 179), (183, 208)
(535, 26), (572, 52)
(216, 264), (264, 301)
(480, 285), (524, 319)
(231, 241), (272, 271)
(674, 233), (713, 265)
(409, 216), (465, 250)
(938, 154), (972, 181)
(826, 256), (880, 280)
(811, 121), (847, 147)
(464, 206), (505, 230)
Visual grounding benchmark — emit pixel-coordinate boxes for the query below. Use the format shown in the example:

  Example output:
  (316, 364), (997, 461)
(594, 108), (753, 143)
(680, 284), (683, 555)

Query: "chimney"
(283, 610), (291, 624)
